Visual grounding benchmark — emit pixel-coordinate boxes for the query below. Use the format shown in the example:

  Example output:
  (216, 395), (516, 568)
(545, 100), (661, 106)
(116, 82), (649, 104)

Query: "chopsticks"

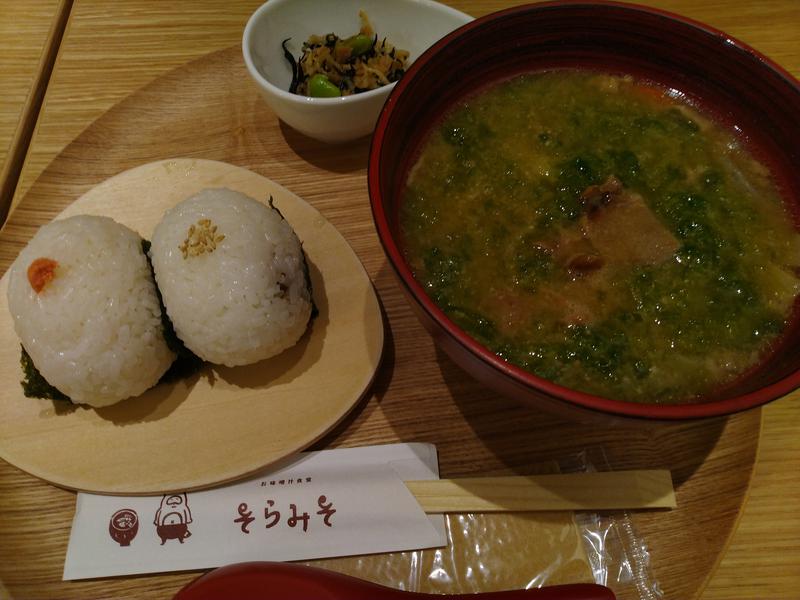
(406, 470), (676, 513)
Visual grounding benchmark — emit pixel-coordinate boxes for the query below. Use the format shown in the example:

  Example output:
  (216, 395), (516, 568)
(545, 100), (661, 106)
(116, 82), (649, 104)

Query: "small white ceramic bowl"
(242, 0), (472, 144)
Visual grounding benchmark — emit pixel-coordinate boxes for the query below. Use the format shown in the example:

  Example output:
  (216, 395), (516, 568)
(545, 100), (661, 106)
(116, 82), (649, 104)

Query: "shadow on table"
(436, 343), (728, 489)
(277, 120), (371, 174)
(360, 259), (729, 490)
(92, 371), (200, 425)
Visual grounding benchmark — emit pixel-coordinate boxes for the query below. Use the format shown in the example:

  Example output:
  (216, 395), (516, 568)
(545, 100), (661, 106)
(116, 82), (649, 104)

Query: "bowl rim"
(369, 0), (800, 419)
(241, 0), (473, 107)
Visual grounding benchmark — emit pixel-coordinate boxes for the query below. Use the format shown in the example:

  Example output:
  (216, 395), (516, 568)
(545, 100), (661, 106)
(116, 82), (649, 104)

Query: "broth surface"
(401, 71), (800, 403)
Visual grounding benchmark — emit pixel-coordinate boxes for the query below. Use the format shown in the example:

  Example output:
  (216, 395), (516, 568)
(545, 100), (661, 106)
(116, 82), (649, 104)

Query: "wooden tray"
(0, 158), (383, 494)
(0, 47), (761, 600)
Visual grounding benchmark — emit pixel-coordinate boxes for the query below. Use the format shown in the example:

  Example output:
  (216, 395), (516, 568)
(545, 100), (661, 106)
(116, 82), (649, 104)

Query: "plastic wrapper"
(573, 449), (664, 599)
(307, 510), (593, 592)
(306, 451), (662, 598)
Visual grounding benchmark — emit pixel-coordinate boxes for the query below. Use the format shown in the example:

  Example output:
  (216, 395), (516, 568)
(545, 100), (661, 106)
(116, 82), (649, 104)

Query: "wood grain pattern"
(0, 0), (69, 222)
(0, 44), (763, 600)
(1, 0), (798, 598)
(407, 470), (677, 512)
(12, 0), (267, 214)
(11, 0), (800, 216)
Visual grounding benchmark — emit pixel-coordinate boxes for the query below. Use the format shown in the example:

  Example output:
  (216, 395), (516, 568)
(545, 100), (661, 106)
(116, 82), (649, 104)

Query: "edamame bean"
(308, 74), (341, 97)
(342, 34), (373, 57)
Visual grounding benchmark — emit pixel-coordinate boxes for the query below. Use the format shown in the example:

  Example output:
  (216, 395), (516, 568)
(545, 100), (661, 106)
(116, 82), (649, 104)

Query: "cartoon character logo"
(109, 508), (139, 547)
(154, 493), (193, 545)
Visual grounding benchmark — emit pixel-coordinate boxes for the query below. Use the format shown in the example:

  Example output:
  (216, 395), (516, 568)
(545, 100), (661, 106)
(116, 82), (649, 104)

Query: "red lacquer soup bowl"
(368, 1), (800, 421)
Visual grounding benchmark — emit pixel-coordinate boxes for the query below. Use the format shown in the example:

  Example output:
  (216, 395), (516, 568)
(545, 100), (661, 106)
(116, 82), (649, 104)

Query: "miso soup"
(401, 71), (800, 403)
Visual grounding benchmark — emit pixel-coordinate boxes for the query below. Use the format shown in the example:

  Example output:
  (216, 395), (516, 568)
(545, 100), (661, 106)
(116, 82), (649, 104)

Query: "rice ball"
(149, 188), (313, 367)
(6, 215), (176, 407)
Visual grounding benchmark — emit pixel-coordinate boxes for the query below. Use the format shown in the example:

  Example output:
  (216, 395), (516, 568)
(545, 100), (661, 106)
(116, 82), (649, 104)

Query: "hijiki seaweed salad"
(282, 11), (409, 98)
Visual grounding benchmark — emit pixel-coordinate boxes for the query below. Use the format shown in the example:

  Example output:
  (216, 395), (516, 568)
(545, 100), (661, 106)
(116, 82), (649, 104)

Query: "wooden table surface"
(0, 1), (798, 598)
(0, 0), (68, 223)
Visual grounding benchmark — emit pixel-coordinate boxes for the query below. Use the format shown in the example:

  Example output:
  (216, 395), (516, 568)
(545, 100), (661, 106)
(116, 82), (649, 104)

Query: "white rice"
(149, 188), (312, 367)
(6, 215), (176, 407)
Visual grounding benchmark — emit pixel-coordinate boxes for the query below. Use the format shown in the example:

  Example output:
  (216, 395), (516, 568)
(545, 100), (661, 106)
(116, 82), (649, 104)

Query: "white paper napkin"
(63, 443), (446, 580)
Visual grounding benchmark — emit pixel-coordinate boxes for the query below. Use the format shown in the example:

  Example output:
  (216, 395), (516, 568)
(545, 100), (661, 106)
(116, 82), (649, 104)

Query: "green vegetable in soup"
(401, 71), (800, 403)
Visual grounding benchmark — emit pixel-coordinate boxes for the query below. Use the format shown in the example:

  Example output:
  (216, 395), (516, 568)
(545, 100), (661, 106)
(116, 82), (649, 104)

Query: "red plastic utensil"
(174, 562), (616, 600)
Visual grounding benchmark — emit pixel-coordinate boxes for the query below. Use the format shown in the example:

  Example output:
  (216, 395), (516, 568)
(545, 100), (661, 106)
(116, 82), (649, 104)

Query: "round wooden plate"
(0, 158), (383, 494)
